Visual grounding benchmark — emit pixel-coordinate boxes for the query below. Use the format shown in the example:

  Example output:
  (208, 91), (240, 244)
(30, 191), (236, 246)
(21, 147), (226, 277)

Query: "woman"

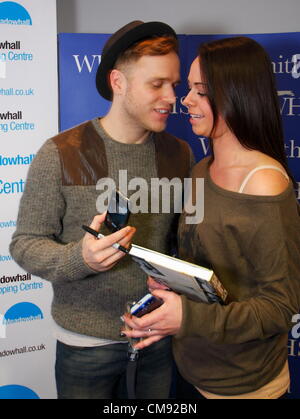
(122, 37), (300, 399)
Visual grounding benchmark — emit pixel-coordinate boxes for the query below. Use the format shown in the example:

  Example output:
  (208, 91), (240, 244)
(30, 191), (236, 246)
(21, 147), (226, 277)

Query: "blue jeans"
(55, 338), (172, 399)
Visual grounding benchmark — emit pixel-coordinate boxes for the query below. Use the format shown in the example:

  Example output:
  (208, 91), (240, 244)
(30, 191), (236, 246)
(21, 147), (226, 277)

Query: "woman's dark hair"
(199, 36), (294, 182)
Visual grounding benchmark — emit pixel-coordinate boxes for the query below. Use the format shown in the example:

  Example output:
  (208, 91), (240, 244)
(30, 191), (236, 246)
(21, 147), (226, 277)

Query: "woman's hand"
(147, 276), (170, 293)
(122, 289), (183, 350)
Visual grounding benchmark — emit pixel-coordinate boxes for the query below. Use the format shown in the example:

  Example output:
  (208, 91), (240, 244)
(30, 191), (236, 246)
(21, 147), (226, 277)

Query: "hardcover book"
(129, 244), (229, 304)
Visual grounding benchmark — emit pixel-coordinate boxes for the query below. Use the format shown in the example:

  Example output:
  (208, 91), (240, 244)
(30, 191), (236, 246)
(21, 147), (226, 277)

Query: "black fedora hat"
(96, 20), (177, 100)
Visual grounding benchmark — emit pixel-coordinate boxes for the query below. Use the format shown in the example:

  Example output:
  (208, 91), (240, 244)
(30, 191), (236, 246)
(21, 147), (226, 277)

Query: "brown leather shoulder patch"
(154, 132), (191, 181)
(53, 121), (108, 185)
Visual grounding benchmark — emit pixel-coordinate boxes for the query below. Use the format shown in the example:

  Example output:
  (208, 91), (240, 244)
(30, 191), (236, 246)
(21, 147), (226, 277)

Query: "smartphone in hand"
(105, 189), (131, 232)
(130, 293), (163, 318)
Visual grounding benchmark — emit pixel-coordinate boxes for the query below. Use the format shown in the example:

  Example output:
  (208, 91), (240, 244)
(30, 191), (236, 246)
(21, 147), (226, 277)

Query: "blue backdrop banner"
(58, 32), (300, 399)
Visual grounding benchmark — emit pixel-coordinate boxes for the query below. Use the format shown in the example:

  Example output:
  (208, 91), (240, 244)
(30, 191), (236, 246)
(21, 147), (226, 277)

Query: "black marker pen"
(81, 225), (130, 254)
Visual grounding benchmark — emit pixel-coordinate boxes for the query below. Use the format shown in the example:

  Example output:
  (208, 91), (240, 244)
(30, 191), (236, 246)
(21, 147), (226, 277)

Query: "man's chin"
(148, 121), (168, 133)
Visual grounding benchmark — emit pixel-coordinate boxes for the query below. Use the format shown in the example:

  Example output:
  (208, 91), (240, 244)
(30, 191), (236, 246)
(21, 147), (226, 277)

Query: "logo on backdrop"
(0, 273), (44, 296)
(284, 139), (300, 159)
(0, 220), (16, 229)
(0, 111), (35, 131)
(273, 53), (300, 116)
(0, 385), (39, 399)
(0, 1), (32, 25)
(0, 38), (34, 80)
(73, 54), (101, 73)
(3, 302), (44, 326)
(0, 153), (35, 166)
(272, 54), (300, 78)
(0, 272), (32, 284)
(0, 178), (25, 194)
(291, 314), (300, 340)
(278, 89), (300, 117)
(0, 254), (13, 262)
(0, 3), (33, 78)
(292, 54), (300, 79)
(288, 314), (300, 358)
(0, 312), (6, 338)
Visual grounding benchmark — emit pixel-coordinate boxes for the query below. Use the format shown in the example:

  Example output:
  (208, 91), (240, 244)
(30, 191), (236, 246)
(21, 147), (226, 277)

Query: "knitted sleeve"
(175, 199), (300, 345)
(9, 139), (96, 282)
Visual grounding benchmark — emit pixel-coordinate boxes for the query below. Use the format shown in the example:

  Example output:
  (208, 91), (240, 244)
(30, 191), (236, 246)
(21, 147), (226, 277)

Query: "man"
(10, 20), (193, 399)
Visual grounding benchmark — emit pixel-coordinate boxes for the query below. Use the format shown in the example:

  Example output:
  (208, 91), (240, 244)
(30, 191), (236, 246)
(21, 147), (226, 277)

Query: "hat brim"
(96, 21), (177, 101)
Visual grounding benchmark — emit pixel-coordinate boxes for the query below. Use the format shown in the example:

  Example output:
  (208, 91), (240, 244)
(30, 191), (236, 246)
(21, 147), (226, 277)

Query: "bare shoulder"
(242, 168), (289, 196)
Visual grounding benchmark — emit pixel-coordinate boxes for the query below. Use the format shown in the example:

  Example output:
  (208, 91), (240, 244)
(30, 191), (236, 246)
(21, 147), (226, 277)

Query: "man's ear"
(109, 69), (127, 97)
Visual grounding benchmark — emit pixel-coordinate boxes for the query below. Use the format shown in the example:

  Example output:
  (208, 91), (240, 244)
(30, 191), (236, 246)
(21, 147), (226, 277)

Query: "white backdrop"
(0, 0), (58, 399)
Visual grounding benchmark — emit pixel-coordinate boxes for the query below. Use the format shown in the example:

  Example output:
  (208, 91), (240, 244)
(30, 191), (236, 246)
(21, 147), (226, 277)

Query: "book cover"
(129, 244), (229, 304)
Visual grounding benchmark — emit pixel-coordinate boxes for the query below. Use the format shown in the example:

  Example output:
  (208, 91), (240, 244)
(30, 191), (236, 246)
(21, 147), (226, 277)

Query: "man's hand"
(82, 213), (136, 272)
